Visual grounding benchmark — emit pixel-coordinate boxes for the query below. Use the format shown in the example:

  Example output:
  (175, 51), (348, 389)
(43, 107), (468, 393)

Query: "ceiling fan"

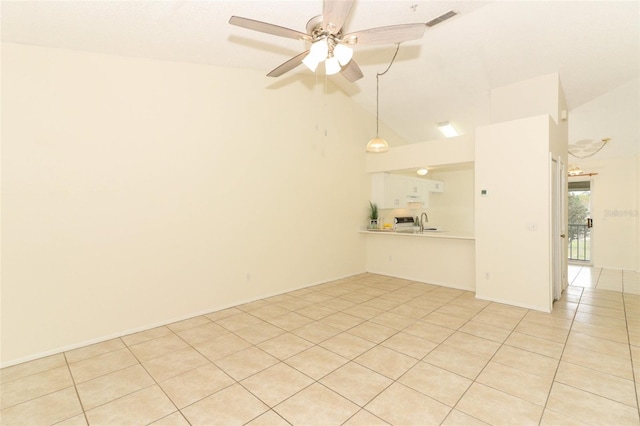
(229, 1), (456, 82)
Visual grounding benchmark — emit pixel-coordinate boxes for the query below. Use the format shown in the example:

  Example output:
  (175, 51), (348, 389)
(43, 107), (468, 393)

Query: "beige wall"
(569, 156), (638, 270)
(567, 78), (639, 271)
(476, 72), (568, 312)
(491, 72), (564, 125)
(366, 135), (474, 173)
(366, 235), (475, 291)
(475, 115), (555, 312)
(428, 166), (475, 235)
(1, 43), (371, 365)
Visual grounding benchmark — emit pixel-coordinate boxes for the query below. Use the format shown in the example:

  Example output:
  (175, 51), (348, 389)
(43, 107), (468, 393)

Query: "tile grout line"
(537, 285), (583, 424)
(446, 299), (537, 425)
(421, 295), (502, 425)
(543, 286), (640, 418)
(175, 275), (404, 423)
(231, 279), (458, 424)
(324, 284), (465, 425)
(121, 331), (192, 425)
(621, 290), (640, 421)
(233, 276), (420, 425)
(62, 351), (90, 425)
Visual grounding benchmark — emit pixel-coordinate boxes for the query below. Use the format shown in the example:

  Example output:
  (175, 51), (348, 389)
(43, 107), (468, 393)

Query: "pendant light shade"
(325, 56), (341, 75)
(333, 44), (353, 66)
(366, 137), (389, 153)
(302, 39), (329, 72)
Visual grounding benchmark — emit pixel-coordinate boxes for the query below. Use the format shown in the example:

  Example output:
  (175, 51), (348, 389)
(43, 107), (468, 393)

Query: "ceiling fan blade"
(267, 50), (310, 77)
(229, 16), (312, 42)
(343, 23), (425, 45)
(323, 0), (355, 34)
(340, 59), (363, 82)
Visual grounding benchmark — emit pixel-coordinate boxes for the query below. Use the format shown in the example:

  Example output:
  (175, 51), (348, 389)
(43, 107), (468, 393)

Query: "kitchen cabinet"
(372, 173), (402, 209)
(371, 173), (434, 209)
(405, 177), (424, 204)
(424, 179), (444, 193)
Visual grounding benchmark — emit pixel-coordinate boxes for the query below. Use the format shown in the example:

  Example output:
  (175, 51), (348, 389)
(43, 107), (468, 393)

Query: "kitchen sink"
(396, 227), (441, 233)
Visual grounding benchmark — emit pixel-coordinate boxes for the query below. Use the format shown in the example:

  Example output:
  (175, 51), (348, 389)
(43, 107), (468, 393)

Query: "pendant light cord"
(375, 44), (400, 136)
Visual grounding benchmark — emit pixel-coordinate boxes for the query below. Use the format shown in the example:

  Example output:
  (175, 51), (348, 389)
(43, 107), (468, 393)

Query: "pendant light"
(365, 71), (389, 153)
(366, 45), (400, 153)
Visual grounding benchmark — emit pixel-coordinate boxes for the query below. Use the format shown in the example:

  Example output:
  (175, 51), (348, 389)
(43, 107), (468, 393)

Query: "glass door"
(568, 180), (592, 263)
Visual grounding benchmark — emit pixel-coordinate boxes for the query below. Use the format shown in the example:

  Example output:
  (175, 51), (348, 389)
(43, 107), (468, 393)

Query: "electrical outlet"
(388, 255), (393, 262)
(485, 272), (490, 280)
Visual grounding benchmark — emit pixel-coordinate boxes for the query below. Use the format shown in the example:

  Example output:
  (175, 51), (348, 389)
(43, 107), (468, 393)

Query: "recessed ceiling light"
(438, 121), (459, 138)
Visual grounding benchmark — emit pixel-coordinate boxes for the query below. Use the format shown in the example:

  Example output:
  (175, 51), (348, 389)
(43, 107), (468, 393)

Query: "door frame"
(551, 156), (568, 302)
(568, 178), (594, 266)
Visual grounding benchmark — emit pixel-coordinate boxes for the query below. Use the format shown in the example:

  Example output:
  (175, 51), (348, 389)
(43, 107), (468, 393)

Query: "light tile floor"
(569, 264), (640, 294)
(2, 271), (639, 425)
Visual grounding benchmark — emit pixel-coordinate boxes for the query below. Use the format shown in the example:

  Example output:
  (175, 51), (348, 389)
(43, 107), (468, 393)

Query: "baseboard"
(364, 270), (475, 292)
(474, 293), (551, 313)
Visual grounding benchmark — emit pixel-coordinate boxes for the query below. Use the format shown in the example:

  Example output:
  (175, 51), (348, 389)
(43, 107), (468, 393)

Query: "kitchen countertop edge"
(360, 230), (475, 240)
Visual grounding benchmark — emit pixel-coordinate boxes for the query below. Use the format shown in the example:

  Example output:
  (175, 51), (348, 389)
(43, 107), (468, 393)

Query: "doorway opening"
(568, 180), (592, 263)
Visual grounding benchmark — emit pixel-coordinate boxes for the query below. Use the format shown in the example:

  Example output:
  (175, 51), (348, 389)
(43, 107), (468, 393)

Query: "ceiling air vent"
(426, 10), (457, 28)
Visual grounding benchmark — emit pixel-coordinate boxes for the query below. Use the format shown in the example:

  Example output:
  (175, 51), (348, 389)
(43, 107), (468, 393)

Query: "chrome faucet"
(420, 212), (429, 233)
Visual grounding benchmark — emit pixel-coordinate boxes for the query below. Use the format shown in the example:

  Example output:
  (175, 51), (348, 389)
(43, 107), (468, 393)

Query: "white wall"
(476, 72), (568, 312)
(568, 78), (639, 271)
(491, 72), (564, 125)
(475, 115), (555, 312)
(366, 235), (475, 291)
(366, 135), (474, 173)
(428, 166), (475, 234)
(569, 156), (638, 270)
(1, 43), (371, 366)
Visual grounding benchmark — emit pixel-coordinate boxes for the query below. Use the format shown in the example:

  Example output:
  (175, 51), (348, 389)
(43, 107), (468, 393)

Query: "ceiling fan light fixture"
(325, 56), (341, 75)
(333, 43), (353, 66)
(437, 121), (459, 138)
(230, 5), (440, 81)
(302, 39), (329, 71)
(568, 164), (583, 176)
(366, 137), (389, 153)
(302, 55), (320, 72)
(309, 39), (329, 61)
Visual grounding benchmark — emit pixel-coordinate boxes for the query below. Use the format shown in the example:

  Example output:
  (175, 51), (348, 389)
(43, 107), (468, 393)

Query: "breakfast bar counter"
(362, 229), (475, 291)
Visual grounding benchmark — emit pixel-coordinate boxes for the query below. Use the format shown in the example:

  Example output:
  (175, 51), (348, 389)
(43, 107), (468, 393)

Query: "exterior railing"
(568, 223), (590, 261)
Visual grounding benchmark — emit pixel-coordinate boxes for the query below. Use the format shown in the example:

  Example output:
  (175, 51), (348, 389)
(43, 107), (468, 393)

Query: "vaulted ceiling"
(3, 1), (638, 158)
